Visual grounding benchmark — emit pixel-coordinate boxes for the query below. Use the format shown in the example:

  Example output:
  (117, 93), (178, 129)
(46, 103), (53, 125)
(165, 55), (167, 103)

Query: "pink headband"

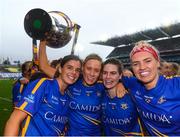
(130, 44), (159, 61)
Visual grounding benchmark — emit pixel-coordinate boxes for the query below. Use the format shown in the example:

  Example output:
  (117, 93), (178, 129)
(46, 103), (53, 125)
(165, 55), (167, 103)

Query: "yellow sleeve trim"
(14, 107), (32, 117)
(21, 115), (31, 137)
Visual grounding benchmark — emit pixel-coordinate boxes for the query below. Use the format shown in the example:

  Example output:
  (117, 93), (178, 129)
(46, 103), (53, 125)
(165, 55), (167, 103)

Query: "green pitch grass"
(0, 79), (14, 135)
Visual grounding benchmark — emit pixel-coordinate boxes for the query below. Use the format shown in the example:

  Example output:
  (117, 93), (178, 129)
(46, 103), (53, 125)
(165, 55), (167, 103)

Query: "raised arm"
(4, 109), (27, 136)
(39, 40), (56, 78)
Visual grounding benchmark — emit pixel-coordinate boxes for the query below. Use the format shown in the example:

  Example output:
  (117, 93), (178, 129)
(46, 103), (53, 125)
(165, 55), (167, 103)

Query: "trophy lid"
(24, 8), (52, 40)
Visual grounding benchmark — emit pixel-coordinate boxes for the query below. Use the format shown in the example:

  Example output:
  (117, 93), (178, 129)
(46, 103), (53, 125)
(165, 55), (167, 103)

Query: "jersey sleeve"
(174, 76), (180, 88)
(121, 76), (141, 95)
(12, 82), (20, 103)
(121, 76), (136, 89)
(15, 78), (47, 116)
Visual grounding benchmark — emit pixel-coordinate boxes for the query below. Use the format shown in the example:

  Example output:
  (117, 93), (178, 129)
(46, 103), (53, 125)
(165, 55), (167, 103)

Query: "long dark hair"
(54, 54), (82, 78)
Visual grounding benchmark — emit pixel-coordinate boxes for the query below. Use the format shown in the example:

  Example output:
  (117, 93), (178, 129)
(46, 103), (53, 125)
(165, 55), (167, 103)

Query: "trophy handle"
(71, 24), (81, 55)
(32, 39), (38, 66)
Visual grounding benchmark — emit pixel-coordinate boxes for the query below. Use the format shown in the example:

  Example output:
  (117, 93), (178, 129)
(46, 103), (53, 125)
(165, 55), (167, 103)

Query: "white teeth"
(88, 77), (95, 81)
(88, 78), (94, 81)
(140, 71), (149, 76)
(106, 80), (111, 82)
(105, 80), (112, 84)
(68, 75), (75, 80)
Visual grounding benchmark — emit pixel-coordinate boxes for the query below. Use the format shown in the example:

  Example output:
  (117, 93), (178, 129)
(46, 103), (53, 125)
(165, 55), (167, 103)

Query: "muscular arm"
(4, 109), (27, 136)
(39, 40), (56, 78)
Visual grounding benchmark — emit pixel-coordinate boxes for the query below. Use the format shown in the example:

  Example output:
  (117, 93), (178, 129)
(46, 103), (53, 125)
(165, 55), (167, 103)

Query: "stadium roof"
(92, 22), (180, 58)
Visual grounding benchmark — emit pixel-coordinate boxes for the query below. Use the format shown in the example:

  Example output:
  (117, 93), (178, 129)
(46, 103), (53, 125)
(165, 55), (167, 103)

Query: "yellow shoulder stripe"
(20, 84), (24, 93)
(31, 78), (47, 94)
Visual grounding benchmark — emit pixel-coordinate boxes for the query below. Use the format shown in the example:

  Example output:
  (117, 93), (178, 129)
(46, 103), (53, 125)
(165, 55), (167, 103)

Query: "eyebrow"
(132, 57), (152, 63)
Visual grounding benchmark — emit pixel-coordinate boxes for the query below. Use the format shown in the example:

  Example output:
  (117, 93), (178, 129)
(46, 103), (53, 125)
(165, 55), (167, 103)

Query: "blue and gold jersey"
(122, 75), (180, 136)
(12, 79), (27, 104)
(66, 78), (104, 136)
(102, 93), (143, 136)
(15, 78), (69, 136)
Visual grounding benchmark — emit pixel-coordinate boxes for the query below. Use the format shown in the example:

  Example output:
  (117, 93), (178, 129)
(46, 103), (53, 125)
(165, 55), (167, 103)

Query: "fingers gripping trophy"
(24, 8), (81, 69)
